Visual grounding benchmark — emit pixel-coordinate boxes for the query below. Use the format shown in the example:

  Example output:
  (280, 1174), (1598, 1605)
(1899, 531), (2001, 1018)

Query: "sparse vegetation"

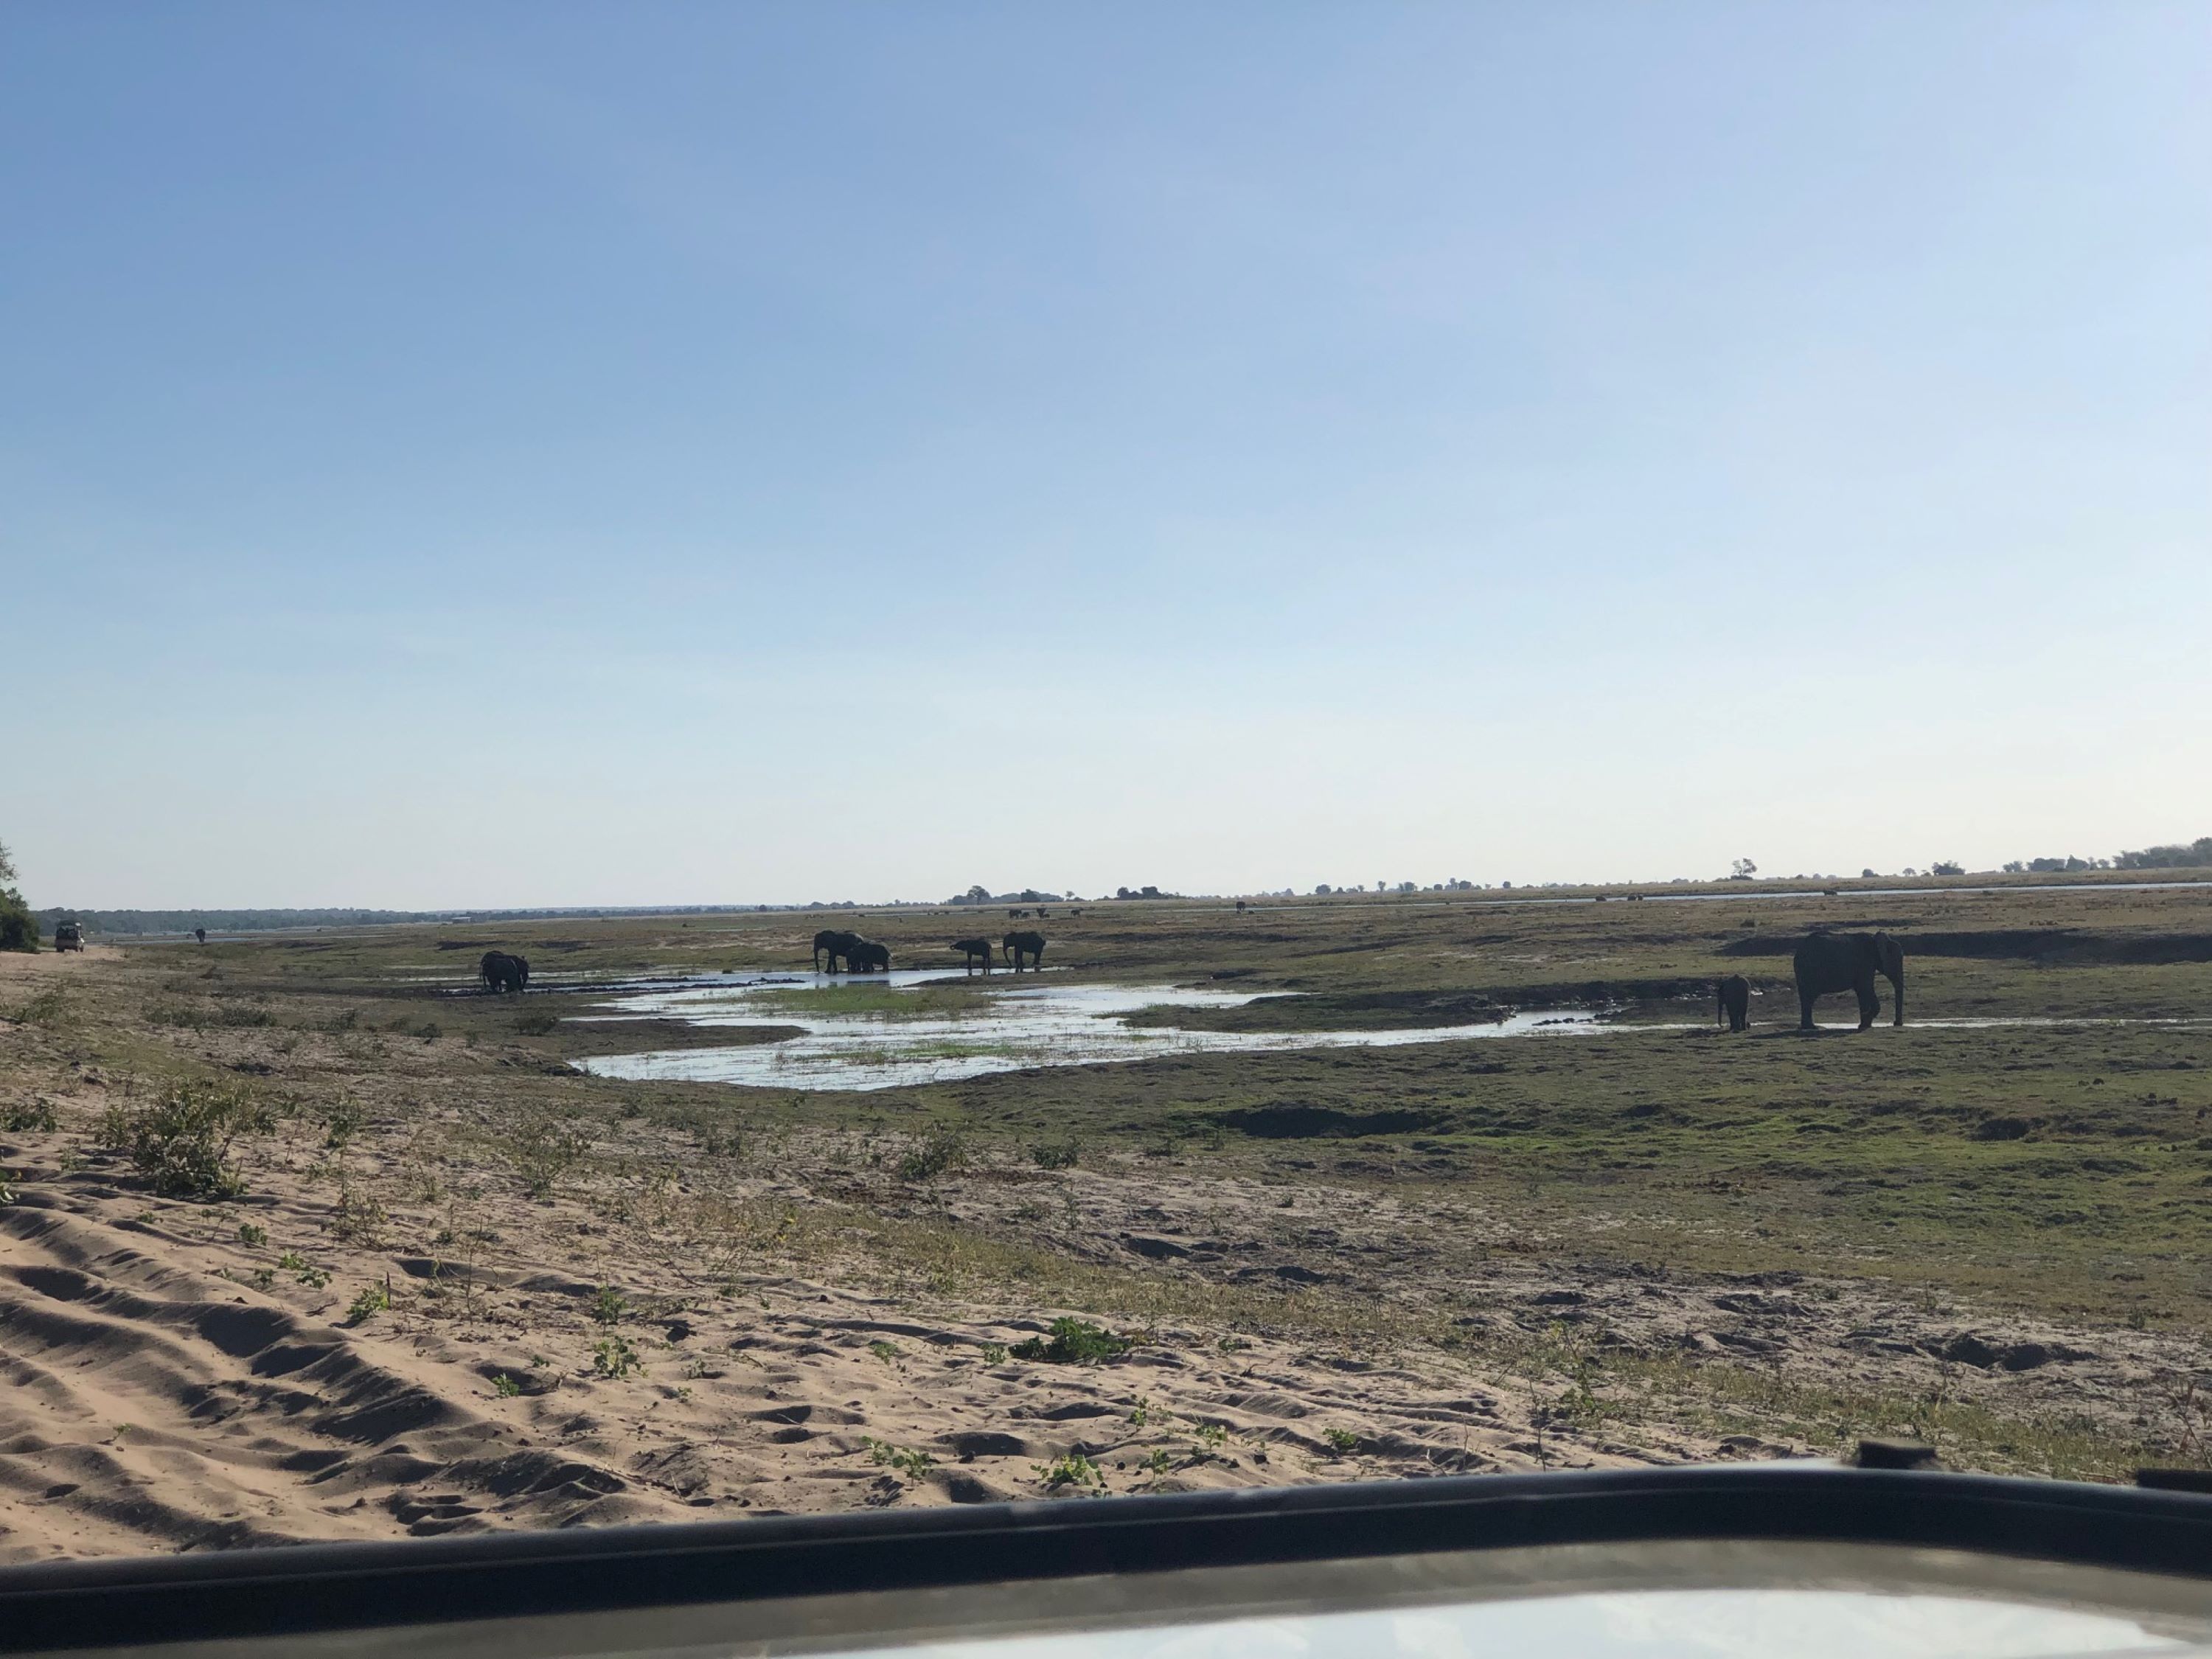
(2, 1097), (59, 1132)
(863, 1438), (934, 1478)
(1034, 1451), (1105, 1492)
(100, 1080), (270, 1199)
(1012, 1317), (1131, 1364)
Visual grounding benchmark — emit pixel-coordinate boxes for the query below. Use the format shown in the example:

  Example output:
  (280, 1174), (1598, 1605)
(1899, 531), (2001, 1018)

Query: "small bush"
(1012, 1317), (1130, 1365)
(346, 1281), (392, 1324)
(2, 1098), (59, 1133)
(1034, 1452), (1105, 1493)
(100, 1079), (270, 1199)
(237, 1221), (267, 1247)
(865, 1438), (934, 1479)
(593, 1335), (641, 1378)
(514, 1012), (560, 1037)
(868, 1339), (900, 1363)
(493, 1374), (522, 1397)
(897, 1126), (967, 1183)
(512, 1113), (591, 1197)
(1322, 1427), (1360, 1453)
(592, 1284), (627, 1326)
(8, 990), (67, 1028)
(980, 1342), (1009, 1366)
(320, 1099), (364, 1150)
(1030, 1137), (1081, 1170)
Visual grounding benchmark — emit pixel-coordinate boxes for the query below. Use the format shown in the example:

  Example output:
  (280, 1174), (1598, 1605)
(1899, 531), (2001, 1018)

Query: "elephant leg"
(1855, 978), (1877, 1030)
(1798, 989), (1815, 1030)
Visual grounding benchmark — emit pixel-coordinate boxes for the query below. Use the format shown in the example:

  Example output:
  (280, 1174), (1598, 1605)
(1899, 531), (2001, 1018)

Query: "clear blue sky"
(5, 4), (2206, 907)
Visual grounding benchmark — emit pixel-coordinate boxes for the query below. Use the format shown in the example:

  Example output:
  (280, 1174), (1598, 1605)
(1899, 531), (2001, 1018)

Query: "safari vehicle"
(3, 1461), (2208, 1658)
(49, 920), (82, 952)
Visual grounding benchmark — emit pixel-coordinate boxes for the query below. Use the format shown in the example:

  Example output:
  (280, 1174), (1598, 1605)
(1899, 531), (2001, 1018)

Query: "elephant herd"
(814, 928), (1049, 975)
(1717, 931), (1907, 1032)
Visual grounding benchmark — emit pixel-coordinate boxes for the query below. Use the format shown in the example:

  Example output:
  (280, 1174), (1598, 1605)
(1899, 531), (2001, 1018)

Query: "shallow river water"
(566, 972), (2210, 1092)
(569, 970), (1607, 1091)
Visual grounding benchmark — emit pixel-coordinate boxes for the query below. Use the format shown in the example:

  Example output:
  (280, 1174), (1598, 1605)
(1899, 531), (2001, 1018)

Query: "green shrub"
(1012, 1317), (1130, 1364)
(511, 1113), (590, 1197)
(0, 888), (38, 953)
(1030, 1137), (1082, 1170)
(2, 1098), (59, 1133)
(593, 1335), (641, 1378)
(100, 1080), (270, 1199)
(897, 1126), (967, 1183)
(1034, 1452), (1105, 1492)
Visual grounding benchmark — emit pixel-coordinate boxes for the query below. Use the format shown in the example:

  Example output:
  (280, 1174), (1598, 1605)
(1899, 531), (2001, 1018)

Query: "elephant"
(813, 929), (861, 973)
(846, 938), (891, 973)
(1793, 931), (1905, 1030)
(193, 928), (206, 945)
(953, 937), (993, 973)
(479, 950), (528, 994)
(1002, 930), (1046, 971)
(1717, 974), (1750, 1032)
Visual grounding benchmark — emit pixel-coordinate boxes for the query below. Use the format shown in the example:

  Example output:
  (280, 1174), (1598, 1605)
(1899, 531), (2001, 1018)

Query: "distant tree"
(964, 885), (991, 903)
(0, 839), (14, 884)
(1930, 860), (1964, 877)
(2113, 836), (2212, 871)
(1862, 869), (1877, 878)
(1729, 858), (1757, 881)
(2002, 862), (2025, 874)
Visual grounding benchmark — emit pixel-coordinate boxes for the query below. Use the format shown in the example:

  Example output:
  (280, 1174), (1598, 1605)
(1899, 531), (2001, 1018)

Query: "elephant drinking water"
(1792, 932), (1904, 1030)
(1002, 931), (1046, 972)
(953, 937), (993, 973)
(813, 929), (861, 973)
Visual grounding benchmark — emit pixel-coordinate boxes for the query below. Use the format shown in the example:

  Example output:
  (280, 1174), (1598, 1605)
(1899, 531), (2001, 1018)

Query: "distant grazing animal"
(953, 937), (993, 973)
(479, 950), (528, 995)
(1002, 930), (1046, 972)
(1792, 932), (1905, 1031)
(1717, 974), (1750, 1032)
(53, 920), (83, 953)
(813, 929), (861, 973)
(846, 938), (891, 973)
(1007, 908), (1029, 919)
(193, 927), (206, 944)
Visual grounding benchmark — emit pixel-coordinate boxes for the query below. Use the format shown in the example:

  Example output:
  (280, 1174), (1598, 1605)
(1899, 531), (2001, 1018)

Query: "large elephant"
(813, 929), (861, 972)
(846, 938), (891, 973)
(1002, 930), (1046, 971)
(1793, 932), (1905, 1030)
(953, 937), (993, 973)
(479, 950), (528, 995)
(1717, 974), (1750, 1032)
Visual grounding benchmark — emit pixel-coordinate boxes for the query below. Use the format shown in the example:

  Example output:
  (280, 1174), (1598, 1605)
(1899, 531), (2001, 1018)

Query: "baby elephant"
(846, 939), (891, 973)
(953, 937), (993, 973)
(1717, 975), (1750, 1032)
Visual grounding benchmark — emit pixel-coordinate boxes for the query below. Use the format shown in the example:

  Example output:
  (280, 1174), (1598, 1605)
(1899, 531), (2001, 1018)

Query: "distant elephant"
(813, 929), (861, 972)
(479, 950), (527, 994)
(1002, 930), (1046, 971)
(1793, 932), (1905, 1030)
(1717, 974), (1750, 1032)
(1007, 908), (1029, 919)
(953, 937), (993, 973)
(846, 939), (891, 973)
(193, 928), (206, 945)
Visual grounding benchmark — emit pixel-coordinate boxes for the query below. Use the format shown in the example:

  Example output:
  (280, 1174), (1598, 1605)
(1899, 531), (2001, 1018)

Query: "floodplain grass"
(14, 872), (2211, 1484)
